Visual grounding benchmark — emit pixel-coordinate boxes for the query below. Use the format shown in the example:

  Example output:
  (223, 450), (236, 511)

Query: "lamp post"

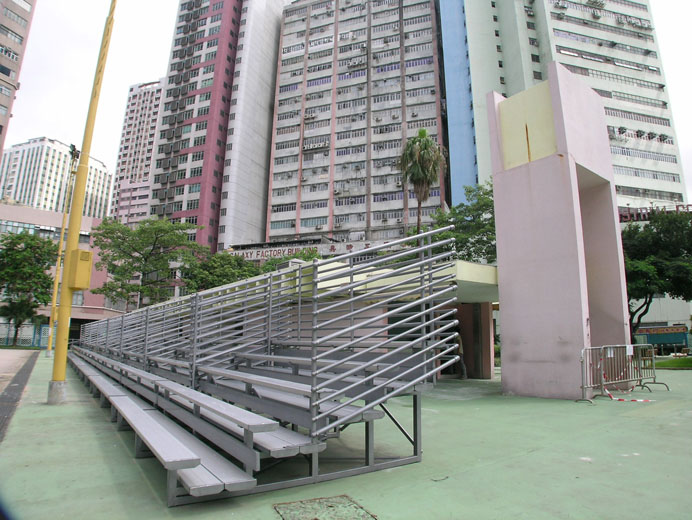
(47, 0), (117, 404)
(45, 146), (78, 359)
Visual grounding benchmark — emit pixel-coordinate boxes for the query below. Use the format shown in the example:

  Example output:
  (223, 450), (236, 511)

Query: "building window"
(533, 71), (542, 80)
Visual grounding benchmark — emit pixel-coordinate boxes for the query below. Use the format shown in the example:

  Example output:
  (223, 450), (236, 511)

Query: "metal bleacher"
(73, 226), (459, 506)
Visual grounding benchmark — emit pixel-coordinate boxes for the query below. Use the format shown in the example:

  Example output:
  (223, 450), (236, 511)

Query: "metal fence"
(0, 323), (51, 347)
(579, 344), (669, 402)
(80, 226), (459, 439)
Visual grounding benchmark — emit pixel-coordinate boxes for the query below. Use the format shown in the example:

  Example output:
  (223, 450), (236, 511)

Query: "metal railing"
(80, 227), (459, 438)
(579, 344), (669, 402)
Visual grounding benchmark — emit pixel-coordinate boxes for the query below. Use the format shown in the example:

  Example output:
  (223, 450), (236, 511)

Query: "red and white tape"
(604, 388), (654, 403)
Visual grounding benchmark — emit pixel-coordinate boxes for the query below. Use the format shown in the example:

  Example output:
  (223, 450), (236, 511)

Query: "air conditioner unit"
(392, 114), (399, 119)
(411, 112), (418, 117)
(396, 182), (402, 187)
(323, 151), (329, 156)
(382, 218), (388, 222)
(334, 190), (340, 195)
(375, 117), (382, 122)
(315, 225), (323, 230)
(396, 218), (403, 223)
(301, 176), (307, 182)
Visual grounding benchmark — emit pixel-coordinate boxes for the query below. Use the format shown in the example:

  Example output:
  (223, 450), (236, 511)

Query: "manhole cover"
(274, 494), (377, 520)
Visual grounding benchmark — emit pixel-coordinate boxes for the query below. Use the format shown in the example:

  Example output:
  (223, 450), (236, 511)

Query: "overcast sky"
(5, 0), (691, 198)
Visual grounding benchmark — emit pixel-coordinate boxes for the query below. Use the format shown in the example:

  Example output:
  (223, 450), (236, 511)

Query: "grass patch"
(656, 357), (692, 369)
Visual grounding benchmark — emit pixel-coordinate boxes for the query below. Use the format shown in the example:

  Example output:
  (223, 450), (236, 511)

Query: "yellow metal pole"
(45, 165), (75, 358)
(48, 0), (117, 404)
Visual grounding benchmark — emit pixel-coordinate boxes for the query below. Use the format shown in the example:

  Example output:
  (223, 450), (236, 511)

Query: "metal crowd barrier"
(579, 344), (669, 402)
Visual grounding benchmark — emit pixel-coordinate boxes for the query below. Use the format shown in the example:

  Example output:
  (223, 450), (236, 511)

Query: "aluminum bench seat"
(167, 393), (324, 458)
(153, 378), (277, 434)
(237, 364), (409, 393)
(75, 348), (278, 434)
(229, 351), (385, 373)
(146, 411), (256, 498)
(108, 395), (200, 471)
(198, 365), (337, 398)
(214, 377), (384, 423)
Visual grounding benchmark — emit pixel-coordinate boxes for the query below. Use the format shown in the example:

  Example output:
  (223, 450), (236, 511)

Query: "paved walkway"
(0, 355), (690, 519)
(0, 350), (34, 394)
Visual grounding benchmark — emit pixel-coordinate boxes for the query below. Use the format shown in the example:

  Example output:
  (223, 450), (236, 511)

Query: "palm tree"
(398, 128), (446, 234)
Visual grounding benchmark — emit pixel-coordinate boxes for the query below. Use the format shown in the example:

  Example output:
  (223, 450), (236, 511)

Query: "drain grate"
(274, 494), (377, 520)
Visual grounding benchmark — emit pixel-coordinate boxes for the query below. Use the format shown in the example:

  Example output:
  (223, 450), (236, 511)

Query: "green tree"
(184, 251), (260, 292)
(260, 249), (321, 273)
(432, 182), (496, 264)
(92, 218), (207, 308)
(621, 210), (692, 338)
(399, 128), (446, 234)
(0, 232), (57, 345)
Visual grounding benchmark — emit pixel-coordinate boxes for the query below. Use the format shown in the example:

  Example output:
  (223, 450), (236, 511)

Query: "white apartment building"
(0, 137), (111, 218)
(442, 0), (685, 210)
(217, 0), (289, 250)
(112, 80), (162, 225)
(266, 0), (447, 243)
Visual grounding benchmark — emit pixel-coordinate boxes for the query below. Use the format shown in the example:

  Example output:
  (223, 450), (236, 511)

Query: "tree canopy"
(432, 182), (496, 264)
(184, 251), (259, 293)
(621, 210), (692, 335)
(0, 232), (57, 344)
(399, 128), (446, 234)
(260, 249), (321, 273)
(91, 218), (207, 308)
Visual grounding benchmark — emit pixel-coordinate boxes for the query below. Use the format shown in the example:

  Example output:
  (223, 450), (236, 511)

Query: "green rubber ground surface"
(0, 355), (690, 520)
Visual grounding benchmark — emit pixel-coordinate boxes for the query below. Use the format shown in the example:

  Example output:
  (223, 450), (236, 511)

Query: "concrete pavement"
(0, 354), (690, 519)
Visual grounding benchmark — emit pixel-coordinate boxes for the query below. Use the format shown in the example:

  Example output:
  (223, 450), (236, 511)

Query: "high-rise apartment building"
(112, 80), (163, 225)
(0, 137), (112, 218)
(266, 0), (447, 243)
(149, 0), (241, 250)
(217, 0), (287, 249)
(0, 0), (36, 156)
(149, 0), (285, 252)
(442, 0), (686, 209)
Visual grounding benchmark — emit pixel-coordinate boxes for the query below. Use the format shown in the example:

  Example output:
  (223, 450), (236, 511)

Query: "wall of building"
(455, 0), (686, 210)
(0, 137), (112, 218)
(0, 202), (122, 322)
(112, 80), (162, 224)
(218, 0), (288, 249)
(266, 0), (447, 244)
(0, 0), (36, 156)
